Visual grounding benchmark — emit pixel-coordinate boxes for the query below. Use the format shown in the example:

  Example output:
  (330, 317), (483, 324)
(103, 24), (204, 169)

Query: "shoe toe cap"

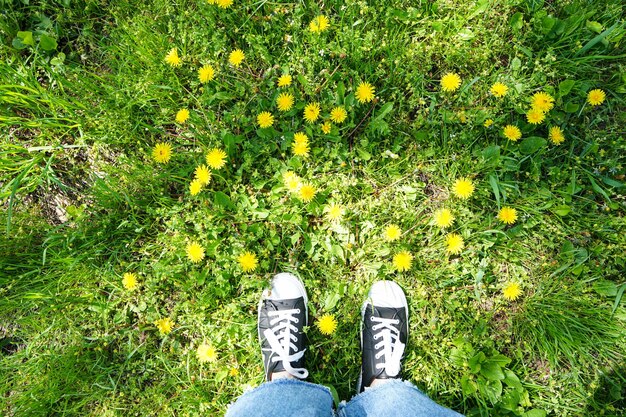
(368, 280), (407, 309)
(269, 272), (307, 300)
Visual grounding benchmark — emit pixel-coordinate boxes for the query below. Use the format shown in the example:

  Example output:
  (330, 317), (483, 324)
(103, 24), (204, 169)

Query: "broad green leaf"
(510, 12), (523, 31)
(481, 379), (503, 403)
(12, 31), (34, 49)
(552, 205), (571, 216)
(587, 174), (611, 202)
(481, 145), (500, 165)
(50, 52), (65, 65)
(510, 57), (522, 71)
(323, 292), (341, 310)
(39, 34), (57, 51)
(586, 20), (603, 34)
(519, 136), (546, 154)
(469, 352), (485, 373)
(458, 28), (475, 40)
(489, 354), (512, 367)
(503, 369), (524, 391)
(214, 191), (236, 210)
(522, 409), (547, 417)
(558, 79), (575, 96)
(593, 280), (617, 297)
(374, 102), (394, 121)
(480, 361), (505, 381)
(488, 174), (500, 207)
(564, 101), (580, 113)
(461, 375), (477, 395)
(542, 16), (556, 33)
(337, 81), (345, 101)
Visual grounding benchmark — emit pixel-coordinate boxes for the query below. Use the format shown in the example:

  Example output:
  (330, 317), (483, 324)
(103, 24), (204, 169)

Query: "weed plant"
(1, 0), (625, 416)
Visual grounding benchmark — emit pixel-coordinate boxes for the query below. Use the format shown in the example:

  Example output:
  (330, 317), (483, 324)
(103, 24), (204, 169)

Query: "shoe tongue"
(371, 305), (404, 320)
(266, 297), (301, 310)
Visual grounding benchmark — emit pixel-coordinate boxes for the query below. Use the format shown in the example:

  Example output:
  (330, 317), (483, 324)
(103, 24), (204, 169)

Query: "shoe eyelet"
(294, 319), (299, 323)
(296, 309), (301, 314)
(370, 316), (375, 321)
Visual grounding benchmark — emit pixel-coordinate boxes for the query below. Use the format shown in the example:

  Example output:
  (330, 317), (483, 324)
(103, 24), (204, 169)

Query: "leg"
(226, 272), (334, 417)
(226, 378), (334, 417)
(338, 280), (463, 416)
(338, 379), (463, 417)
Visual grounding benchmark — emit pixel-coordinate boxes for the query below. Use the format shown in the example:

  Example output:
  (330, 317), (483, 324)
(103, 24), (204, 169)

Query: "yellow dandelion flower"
(152, 142), (172, 164)
(229, 367), (239, 377)
(197, 343), (218, 363)
(330, 106), (347, 123)
(216, 0), (233, 8)
(526, 108), (545, 125)
(503, 125), (522, 142)
(355, 82), (375, 104)
(304, 102), (321, 123)
(490, 82), (508, 98)
(276, 93), (294, 112)
(186, 241), (205, 263)
(164, 48), (182, 67)
(292, 132), (310, 157)
(293, 132), (308, 145)
(122, 272), (138, 291)
(587, 89), (605, 106)
(283, 170), (299, 182)
(285, 177), (301, 193)
(229, 49), (245, 67)
(321, 121), (332, 134)
(452, 178), (475, 199)
(198, 64), (215, 83)
(257, 111), (274, 128)
(309, 15), (330, 33)
(189, 179), (204, 196)
(292, 141), (310, 157)
(498, 207), (517, 225)
(548, 126), (565, 145)
(446, 233), (464, 255)
(440, 72), (462, 92)
(503, 282), (522, 301)
(238, 251), (258, 272)
(317, 314), (337, 335)
(531, 92), (555, 113)
(155, 317), (174, 335)
(299, 183), (316, 202)
(383, 224), (402, 242)
(434, 208), (454, 228)
(393, 251), (413, 272)
(484, 119), (494, 128)
(325, 203), (344, 222)
(278, 74), (292, 87)
(283, 171), (302, 193)
(176, 108), (190, 124)
(206, 148), (227, 169)
(194, 165), (212, 185)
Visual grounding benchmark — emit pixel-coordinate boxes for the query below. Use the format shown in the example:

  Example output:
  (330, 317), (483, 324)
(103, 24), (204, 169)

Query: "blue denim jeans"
(225, 378), (464, 417)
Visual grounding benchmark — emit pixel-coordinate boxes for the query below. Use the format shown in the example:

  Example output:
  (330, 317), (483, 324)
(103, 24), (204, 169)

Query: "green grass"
(1, 0), (625, 415)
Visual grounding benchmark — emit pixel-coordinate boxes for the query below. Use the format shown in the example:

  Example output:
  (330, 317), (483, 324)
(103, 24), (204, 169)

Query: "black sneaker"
(358, 280), (409, 392)
(257, 272), (309, 381)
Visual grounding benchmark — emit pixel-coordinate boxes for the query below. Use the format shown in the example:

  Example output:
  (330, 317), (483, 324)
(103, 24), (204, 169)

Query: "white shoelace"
(371, 316), (405, 377)
(262, 308), (309, 379)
